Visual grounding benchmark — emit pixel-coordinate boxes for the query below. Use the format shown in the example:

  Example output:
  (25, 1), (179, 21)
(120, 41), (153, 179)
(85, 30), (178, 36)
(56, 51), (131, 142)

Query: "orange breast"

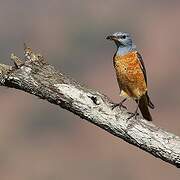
(113, 51), (147, 99)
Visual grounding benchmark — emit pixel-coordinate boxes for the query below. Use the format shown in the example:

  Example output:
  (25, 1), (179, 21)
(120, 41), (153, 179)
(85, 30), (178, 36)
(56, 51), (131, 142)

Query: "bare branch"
(0, 46), (180, 168)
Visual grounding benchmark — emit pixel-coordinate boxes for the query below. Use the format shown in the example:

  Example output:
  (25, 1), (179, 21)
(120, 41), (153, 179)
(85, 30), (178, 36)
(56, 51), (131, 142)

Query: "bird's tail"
(138, 93), (154, 121)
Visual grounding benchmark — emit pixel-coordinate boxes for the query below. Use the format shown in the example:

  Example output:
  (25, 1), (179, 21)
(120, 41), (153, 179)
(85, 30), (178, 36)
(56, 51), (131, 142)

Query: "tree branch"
(0, 46), (180, 168)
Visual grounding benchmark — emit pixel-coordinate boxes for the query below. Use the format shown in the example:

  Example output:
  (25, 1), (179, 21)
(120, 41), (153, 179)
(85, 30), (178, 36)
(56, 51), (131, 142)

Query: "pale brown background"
(0, 0), (180, 179)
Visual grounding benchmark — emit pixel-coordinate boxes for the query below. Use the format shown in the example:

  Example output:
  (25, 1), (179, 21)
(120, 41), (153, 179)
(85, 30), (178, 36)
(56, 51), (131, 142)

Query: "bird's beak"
(106, 35), (118, 41)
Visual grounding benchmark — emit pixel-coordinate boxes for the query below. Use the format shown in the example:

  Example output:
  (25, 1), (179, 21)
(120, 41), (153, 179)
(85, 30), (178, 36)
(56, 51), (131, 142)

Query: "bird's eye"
(120, 35), (126, 39)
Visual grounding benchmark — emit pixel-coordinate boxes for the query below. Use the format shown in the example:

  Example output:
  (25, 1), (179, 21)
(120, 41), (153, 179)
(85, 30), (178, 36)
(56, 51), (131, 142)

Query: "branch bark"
(0, 46), (180, 168)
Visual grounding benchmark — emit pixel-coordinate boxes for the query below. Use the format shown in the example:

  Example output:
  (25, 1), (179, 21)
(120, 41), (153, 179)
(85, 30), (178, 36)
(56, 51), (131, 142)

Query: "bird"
(106, 32), (154, 121)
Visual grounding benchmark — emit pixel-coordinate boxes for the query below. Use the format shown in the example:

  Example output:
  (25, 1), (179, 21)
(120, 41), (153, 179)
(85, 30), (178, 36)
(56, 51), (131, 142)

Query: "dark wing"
(137, 52), (147, 84)
(137, 52), (155, 109)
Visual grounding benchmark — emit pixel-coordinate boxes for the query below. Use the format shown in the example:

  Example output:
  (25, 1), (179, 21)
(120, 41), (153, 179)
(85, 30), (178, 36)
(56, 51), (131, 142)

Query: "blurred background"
(0, 0), (180, 179)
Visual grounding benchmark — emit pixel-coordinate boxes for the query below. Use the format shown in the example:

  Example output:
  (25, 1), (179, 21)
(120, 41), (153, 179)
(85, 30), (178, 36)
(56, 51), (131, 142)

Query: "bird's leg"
(119, 98), (127, 110)
(127, 100), (139, 120)
(111, 98), (127, 110)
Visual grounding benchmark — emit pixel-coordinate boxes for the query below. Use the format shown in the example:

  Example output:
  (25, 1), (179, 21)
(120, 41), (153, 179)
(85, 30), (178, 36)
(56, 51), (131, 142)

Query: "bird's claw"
(111, 102), (127, 110)
(127, 111), (139, 120)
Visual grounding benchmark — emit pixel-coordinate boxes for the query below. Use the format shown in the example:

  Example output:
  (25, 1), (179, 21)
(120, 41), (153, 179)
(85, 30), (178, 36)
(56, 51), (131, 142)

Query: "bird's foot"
(111, 99), (127, 110)
(127, 111), (139, 120)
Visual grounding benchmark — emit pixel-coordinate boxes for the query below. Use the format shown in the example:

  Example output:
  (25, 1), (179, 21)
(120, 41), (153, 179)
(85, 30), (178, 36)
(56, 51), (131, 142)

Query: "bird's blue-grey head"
(106, 32), (136, 55)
